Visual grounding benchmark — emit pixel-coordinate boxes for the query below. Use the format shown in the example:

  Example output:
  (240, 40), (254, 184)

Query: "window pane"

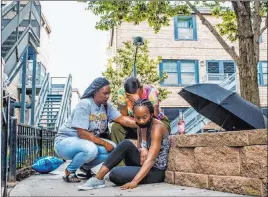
(178, 28), (193, 39)
(207, 62), (219, 73)
(178, 18), (193, 28)
(181, 62), (195, 72)
(164, 73), (178, 85)
(262, 62), (267, 73)
(163, 61), (177, 72)
(263, 74), (267, 85)
(223, 62), (235, 73)
(181, 73), (195, 84)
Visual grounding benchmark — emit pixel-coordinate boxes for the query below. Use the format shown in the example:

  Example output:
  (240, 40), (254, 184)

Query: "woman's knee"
(109, 168), (124, 185)
(81, 144), (98, 162)
(119, 139), (135, 148)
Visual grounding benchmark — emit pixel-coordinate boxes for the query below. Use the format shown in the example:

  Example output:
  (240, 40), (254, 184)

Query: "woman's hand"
(120, 181), (138, 190)
(140, 148), (148, 165)
(104, 141), (114, 152)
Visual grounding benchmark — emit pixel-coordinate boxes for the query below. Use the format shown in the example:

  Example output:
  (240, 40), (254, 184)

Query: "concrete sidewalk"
(9, 163), (250, 197)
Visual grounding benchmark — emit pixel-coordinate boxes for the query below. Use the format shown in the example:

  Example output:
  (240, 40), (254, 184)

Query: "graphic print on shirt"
(89, 113), (107, 136)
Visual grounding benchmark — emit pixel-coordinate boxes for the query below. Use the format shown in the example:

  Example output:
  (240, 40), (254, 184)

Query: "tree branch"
(260, 14), (268, 35)
(185, 1), (239, 62)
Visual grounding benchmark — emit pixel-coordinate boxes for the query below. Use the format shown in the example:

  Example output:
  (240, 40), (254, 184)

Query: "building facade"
(107, 13), (267, 121)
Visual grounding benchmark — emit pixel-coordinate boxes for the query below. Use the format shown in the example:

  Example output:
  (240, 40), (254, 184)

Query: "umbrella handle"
(221, 113), (230, 130)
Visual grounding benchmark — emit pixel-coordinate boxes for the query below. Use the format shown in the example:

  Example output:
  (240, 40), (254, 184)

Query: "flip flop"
(63, 173), (81, 182)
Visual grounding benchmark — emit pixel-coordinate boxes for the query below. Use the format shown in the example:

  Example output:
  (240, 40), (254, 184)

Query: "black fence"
(1, 116), (57, 188)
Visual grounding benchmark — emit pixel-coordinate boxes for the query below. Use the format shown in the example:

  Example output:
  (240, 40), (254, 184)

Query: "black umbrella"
(179, 84), (267, 131)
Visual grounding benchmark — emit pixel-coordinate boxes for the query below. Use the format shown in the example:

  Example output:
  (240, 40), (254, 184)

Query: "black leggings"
(103, 139), (165, 186)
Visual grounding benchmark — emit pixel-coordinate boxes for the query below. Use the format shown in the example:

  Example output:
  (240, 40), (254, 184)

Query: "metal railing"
(5, 117), (56, 182)
(55, 74), (72, 130)
(203, 73), (234, 83)
(35, 73), (50, 126)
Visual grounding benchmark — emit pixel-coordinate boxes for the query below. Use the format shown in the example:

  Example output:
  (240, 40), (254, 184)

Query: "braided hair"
(133, 99), (154, 115)
(133, 99), (154, 149)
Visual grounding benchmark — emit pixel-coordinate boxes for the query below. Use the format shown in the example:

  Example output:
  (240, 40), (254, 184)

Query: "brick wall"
(165, 129), (267, 196)
(114, 14), (267, 108)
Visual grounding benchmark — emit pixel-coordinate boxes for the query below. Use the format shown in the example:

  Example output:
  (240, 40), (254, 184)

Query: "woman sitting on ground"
(54, 77), (137, 183)
(78, 99), (170, 190)
(111, 77), (170, 145)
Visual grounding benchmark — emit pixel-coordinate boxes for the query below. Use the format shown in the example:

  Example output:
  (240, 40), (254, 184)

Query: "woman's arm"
(77, 128), (114, 151)
(114, 115), (138, 128)
(121, 124), (164, 189)
(118, 104), (128, 116)
(153, 105), (159, 118)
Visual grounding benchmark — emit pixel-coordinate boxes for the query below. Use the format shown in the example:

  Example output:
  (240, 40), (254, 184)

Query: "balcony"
(18, 60), (46, 94)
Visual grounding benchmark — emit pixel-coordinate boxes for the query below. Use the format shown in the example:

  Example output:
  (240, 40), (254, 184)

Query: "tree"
(87, 1), (268, 106)
(102, 40), (169, 105)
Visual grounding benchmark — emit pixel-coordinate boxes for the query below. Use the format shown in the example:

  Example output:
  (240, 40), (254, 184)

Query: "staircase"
(1, 1), (41, 80)
(170, 73), (237, 135)
(36, 75), (72, 130)
(38, 94), (62, 130)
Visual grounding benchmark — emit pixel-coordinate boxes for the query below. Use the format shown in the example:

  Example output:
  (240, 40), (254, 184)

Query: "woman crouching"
(78, 98), (170, 190)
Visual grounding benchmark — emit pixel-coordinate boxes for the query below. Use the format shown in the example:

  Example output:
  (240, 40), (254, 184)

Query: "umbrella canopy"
(179, 84), (266, 131)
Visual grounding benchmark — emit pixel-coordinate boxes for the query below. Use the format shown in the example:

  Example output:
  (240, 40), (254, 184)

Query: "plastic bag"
(32, 156), (64, 174)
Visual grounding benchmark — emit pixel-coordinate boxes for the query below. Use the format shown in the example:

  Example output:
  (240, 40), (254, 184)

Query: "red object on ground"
(178, 119), (185, 135)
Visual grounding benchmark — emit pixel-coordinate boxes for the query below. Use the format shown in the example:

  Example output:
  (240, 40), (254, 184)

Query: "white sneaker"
(77, 177), (105, 191)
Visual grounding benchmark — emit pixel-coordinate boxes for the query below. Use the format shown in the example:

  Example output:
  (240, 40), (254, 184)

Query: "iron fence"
(2, 116), (57, 185)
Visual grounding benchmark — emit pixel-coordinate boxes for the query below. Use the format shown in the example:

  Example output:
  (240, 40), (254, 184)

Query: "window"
(206, 61), (235, 82)
(258, 62), (267, 86)
(174, 15), (197, 40)
(160, 60), (199, 86)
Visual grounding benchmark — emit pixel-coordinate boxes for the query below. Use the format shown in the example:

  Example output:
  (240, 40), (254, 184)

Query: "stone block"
(202, 131), (248, 147)
(248, 129), (268, 145)
(262, 179), (267, 197)
(167, 148), (195, 173)
(174, 134), (203, 147)
(195, 147), (240, 176)
(209, 175), (262, 196)
(164, 171), (174, 184)
(240, 145), (267, 179)
(175, 172), (208, 189)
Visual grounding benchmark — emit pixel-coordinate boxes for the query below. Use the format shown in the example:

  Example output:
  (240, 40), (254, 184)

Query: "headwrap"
(81, 77), (110, 99)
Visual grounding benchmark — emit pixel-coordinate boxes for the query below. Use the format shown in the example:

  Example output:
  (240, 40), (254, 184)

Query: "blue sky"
(41, 1), (109, 94)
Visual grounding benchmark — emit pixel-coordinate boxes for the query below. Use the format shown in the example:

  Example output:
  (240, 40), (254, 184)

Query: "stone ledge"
(171, 129), (267, 148)
(208, 175), (262, 196)
(175, 172), (208, 189)
(248, 130), (268, 145)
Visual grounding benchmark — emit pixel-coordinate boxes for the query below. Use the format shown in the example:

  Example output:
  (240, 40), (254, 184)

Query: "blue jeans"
(54, 137), (116, 173)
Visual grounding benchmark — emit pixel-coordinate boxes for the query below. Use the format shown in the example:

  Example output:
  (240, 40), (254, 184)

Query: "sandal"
(63, 173), (81, 182)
